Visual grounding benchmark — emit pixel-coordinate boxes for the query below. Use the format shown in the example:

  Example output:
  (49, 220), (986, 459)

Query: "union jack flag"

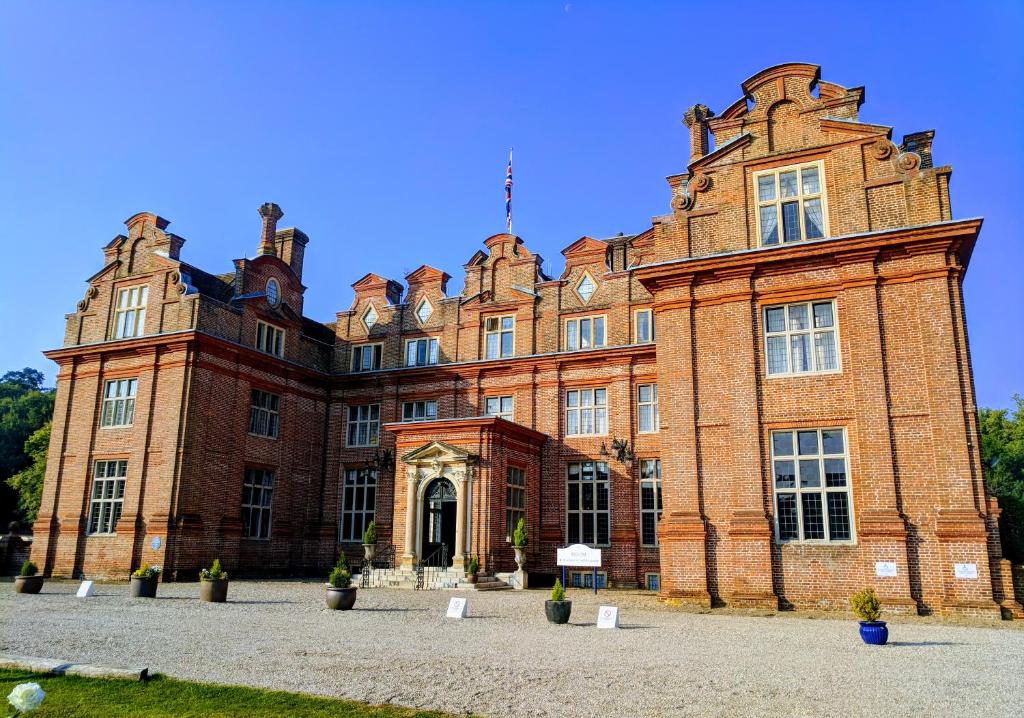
(505, 149), (513, 233)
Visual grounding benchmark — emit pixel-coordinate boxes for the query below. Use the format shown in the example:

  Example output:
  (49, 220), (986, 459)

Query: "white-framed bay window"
(771, 428), (853, 543)
(754, 160), (828, 246)
(565, 388), (607, 436)
(565, 315), (606, 351)
(346, 404), (380, 447)
(763, 300), (839, 376)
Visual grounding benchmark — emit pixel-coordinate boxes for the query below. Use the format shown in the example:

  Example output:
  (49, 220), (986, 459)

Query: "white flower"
(7, 682), (45, 713)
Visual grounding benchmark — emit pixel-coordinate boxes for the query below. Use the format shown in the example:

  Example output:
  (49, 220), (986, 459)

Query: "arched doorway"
(421, 477), (457, 566)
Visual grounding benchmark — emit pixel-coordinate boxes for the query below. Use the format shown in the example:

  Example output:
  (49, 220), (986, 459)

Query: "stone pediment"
(401, 441), (472, 465)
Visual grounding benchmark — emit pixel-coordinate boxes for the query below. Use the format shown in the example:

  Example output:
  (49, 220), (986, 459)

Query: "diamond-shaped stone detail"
(363, 306), (378, 329)
(576, 274), (596, 303)
(416, 299), (433, 324)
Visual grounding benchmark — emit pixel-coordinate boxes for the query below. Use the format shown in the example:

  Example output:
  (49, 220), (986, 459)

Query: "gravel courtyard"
(2, 580), (1022, 717)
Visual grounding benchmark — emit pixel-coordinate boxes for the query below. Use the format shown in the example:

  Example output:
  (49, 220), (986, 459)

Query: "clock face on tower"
(266, 278), (280, 308)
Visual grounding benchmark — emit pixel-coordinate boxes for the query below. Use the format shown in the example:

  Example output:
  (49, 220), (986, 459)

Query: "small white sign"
(150, 536), (161, 550)
(954, 563), (978, 580)
(557, 544), (602, 568)
(446, 597), (468, 619)
(76, 580), (95, 598)
(875, 561), (897, 577)
(597, 605), (619, 629)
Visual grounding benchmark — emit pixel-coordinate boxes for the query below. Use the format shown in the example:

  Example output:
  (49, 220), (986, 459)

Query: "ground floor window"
(771, 428), (852, 543)
(506, 466), (525, 542)
(87, 459), (127, 534)
(241, 468), (274, 539)
(341, 468), (377, 542)
(568, 570), (607, 589)
(566, 461), (610, 546)
(640, 459), (662, 546)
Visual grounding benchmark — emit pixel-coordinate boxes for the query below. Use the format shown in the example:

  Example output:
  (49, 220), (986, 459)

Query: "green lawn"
(0, 669), (461, 718)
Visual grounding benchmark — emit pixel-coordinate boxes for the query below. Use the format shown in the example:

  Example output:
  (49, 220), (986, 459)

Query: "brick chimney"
(274, 228), (309, 281)
(683, 104), (715, 165)
(257, 202), (283, 257)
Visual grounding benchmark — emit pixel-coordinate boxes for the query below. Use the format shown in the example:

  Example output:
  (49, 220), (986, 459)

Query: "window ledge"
(765, 369), (843, 381)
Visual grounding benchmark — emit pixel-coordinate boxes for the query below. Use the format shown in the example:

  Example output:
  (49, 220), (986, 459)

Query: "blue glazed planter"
(858, 620), (889, 645)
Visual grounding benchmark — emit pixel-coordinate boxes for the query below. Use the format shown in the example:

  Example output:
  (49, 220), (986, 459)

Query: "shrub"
(328, 553), (352, 588)
(850, 587), (882, 622)
(19, 560), (38, 577)
(200, 558), (228, 581)
(513, 518), (528, 548)
(467, 556), (479, 575)
(132, 564), (161, 579)
(362, 521), (377, 545)
(551, 577), (566, 602)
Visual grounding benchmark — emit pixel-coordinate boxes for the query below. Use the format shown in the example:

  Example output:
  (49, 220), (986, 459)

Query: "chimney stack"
(257, 202), (284, 257)
(683, 104), (715, 165)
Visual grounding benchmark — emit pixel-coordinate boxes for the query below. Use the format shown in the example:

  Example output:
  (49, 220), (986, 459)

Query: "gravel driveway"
(2, 580), (1022, 717)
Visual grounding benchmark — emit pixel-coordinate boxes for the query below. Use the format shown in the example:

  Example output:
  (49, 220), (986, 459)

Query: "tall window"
(402, 400), (437, 422)
(100, 378), (137, 428)
(771, 428), (853, 543)
(405, 337), (439, 367)
(485, 396), (514, 421)
(351, 344), (382, 372)
(346, 404), (381, 447)
(256, 320), (285, 357)
(635, 308), (655, 344)
(764, 301), (839, 376)
(505, 466), (525, 542)
(340, 468), (377, 542)
(566, 388), (607, 436)
(87, 459), (127, 534)
(248, 389), (280, 438)
(754, 161), (827, 245)
(485, 315), (515, 359)
(241, 468), (274, 539)
(637, 384), (659, 434)
(113, 286), (148, 339)
(566, 461), (610, 546)
(565, 316), (606, 351)
(640, 459), (663, 546)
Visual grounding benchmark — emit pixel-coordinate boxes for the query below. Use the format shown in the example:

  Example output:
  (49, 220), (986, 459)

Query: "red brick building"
(32, 64), (1022, 617)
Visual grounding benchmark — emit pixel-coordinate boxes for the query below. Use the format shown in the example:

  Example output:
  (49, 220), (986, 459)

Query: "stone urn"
(514, 546), (526, 571)
(130, 575), (158, 598)
(200, 578), (229, 603)
(326, 586), (358, 610)
(14, 576), (44, 594)
(363, 543), (376, 562)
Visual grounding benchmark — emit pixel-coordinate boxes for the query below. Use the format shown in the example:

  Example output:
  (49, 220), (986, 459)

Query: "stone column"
(400, 466), (418, 569)
(452, 467), (468, 572)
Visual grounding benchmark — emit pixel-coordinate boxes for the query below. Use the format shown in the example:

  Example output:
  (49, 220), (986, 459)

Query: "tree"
(979, 395), (1024, 562)
(8, 422), (50, 522)
(0, 368), (55, 525)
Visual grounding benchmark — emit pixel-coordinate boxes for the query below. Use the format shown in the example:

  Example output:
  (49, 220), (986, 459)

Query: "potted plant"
(14, 560), (43, 594)
(465, 556), (479, 585)
(130, 564), (161, 598)
(512, 518), (527, 571)
(850, 586), (888, 645)
(325, 553), (357, 610)
(199, 558), (229, 603)
(545, 578), (572, 624)
(362, 521), (377, 561)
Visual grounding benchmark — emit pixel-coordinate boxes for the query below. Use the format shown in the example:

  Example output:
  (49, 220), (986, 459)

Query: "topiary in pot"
(545, 577), (572, 624)
(466, 556), (479, 585)
(362, 522), (377, 561)
(325, 553), (357, 610)
(512, 518), (527, 571)
(130, 563), (161, 598)
(199, 559), (229, 603)
(14, 560), (43, 595)
(850, 587), (888, 645)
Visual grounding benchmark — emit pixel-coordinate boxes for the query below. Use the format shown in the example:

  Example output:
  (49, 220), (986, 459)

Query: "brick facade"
(33, 64), (1021, 618)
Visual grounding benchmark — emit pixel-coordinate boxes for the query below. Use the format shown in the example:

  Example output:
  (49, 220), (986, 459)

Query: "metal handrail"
(415, 544), (449, 590)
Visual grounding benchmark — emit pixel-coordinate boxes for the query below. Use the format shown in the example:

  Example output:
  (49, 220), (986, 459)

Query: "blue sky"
(1, 1), (1021, 408)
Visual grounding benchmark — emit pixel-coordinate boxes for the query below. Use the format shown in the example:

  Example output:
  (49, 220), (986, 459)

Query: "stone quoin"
(30, 63), (1022, 618)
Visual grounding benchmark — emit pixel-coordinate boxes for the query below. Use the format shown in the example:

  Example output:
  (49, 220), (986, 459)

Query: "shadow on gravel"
(356, 608), (429, 613)
(890, 641), (963, 647)
(226, 600), (295, 605)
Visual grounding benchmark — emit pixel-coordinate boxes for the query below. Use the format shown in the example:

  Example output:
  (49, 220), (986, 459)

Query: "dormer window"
(255, 320), (285, 357)
(754, 161), (827, 246)
(415, 298), (434, 324)
(575, 273), (597, 303)
(362, 305), (379, 330)
(484, 315), (515, 359)
(112, 285), (148, 339)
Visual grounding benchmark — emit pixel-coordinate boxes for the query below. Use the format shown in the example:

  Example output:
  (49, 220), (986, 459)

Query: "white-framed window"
(566, 461), (610, 546)
(248, 389), (280, 438)
(340, 467), (377, 542)
(112, 285), (148, 339)
(764, 300), (839, 376)
(754, 160), (828, 245)
(565, 315), (606, 351)
(241, 468), (274, 539)
(640, 459), (662, 546)
(346, 404), (381, 447)
(771, 428), (853, 543)
(569, 570), (607, 589)
(485, 396), (514, 421)
(505, 466), (525, 542)
(256, 320), (285, 357)
(351, 343), (383, 372)
(100, 378), (137, 428)
(637, 384), (659, 434)
(644, 573), (661, 592)
(402, 399), (437, 422)
(87, 459), (127, 535)
(415, 298), (434, 324)
(575, 272), (598, 303)
(405, 337), (439, 367)
(485, 315), (515, 359)
(634, 308), (655, 344)
(566, 388), (607, 436)
(362, 304), (379, 330)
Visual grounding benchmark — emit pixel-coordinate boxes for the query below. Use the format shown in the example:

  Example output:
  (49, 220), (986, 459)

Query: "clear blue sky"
(1, 2), (1021, 408)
